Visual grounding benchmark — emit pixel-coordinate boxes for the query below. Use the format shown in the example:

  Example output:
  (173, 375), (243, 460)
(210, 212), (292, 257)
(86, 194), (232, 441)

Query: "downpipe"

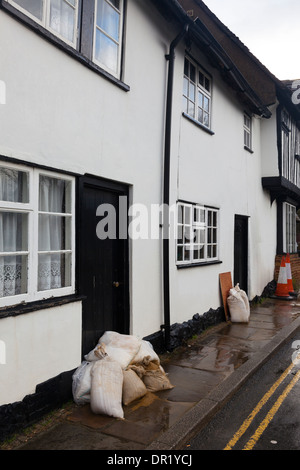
(163, 24), (189, 351)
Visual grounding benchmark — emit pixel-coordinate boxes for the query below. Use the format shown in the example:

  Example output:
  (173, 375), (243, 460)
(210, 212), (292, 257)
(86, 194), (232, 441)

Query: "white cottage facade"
(0, 0), (285, 437)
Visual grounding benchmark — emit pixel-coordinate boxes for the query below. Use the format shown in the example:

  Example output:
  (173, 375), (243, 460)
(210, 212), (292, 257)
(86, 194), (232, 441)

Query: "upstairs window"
(244, 113), (252, 151)
(176, 202), (219, 265)
(6, 0), (79, 46)
(284, 202), (297, 254)
(4, 0), (126, 82)
(94, 0), (123, 77)
(183, 57), (212, 130)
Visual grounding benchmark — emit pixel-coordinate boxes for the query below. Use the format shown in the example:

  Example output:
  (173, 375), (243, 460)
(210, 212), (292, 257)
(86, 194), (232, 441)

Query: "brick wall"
(274, 253), (300, 286)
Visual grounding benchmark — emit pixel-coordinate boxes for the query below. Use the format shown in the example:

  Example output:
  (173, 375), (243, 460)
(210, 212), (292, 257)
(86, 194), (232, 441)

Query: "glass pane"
(96, 0), (120, 41)
(95, 29), (118, 73)
(0, 212), (28, 252)
(38, 252), (71, 291)
(199, 71), (204, 87)
(39, 175), (71, 213)
(189, 82), (195, 102)
(0, 167), (29, 203)
(183, 77), (188, 97)
(188, 101), (195, 118)
(0, 254), (28, 297)
(50, 0), (76, 43)
(182, 96), (188, 113)
(184, 246), (191, 261)
(198, 108), (203, 123)
(184, 58), (189, 77)
(190, 63), (196, 83)
(207, 245), (212, 258)
(203, 96), (209, 112)
(177, 205), (183, 224)
(38, 214), (71, 251)
(177, 246), (183, 262)
(205, 77), (210, 92)
(13, 0), (43, 20)
(184, 206), (191, 224)
(203, 112), (209, 127)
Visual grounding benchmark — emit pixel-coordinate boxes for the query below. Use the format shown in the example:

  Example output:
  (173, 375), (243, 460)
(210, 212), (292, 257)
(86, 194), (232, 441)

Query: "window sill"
(244, 146), (254, 154)
(1, 3), (130, 92)
(177, 260), (222, 269)
(182, 113), (215, 135)
(0, 294), (85, 320)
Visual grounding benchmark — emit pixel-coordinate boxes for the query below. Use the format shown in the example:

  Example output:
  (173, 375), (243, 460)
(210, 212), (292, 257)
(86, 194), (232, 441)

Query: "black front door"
(78, 176), (129, 356)
(234, 215), (248, 293)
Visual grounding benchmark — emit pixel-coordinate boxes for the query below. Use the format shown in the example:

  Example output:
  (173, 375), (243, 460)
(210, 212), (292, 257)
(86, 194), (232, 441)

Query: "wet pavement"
(12, 298), (300, 450)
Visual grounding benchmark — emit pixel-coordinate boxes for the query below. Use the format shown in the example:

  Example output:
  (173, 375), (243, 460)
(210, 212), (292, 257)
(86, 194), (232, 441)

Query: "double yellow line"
(224, 361), (300, 450)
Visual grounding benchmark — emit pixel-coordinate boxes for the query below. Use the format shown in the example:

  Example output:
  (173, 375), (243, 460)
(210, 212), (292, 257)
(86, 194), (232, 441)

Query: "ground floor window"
(284, 202), (297, 253)
(0, 162), (75, 307)
(176, 201), (219, 265)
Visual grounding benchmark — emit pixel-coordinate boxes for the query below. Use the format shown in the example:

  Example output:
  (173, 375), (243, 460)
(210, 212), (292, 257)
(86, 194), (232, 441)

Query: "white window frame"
(183, 56), (212, 130)
(5, 0), (79, 48)
(244, 113), (252, 150)
(176, 202), (219, 265)
(283, 202), (297, 254)
(0, 162), (75, 308)
(93, 0), (124, 78)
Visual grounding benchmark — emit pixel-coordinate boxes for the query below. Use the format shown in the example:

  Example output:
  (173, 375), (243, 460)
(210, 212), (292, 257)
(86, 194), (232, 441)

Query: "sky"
(202, 0), (300, 80)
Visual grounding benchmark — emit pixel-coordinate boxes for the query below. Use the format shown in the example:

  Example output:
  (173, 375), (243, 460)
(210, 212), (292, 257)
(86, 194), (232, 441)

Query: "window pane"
(39, 175), (71, 213)
(205, 77), (210, 92)
(189, 82), (195, 102)
(203, 96), (209, 112)
(13, 0), (43, 20)
(0, 167), (29, 203)
(190, 63), (196, 83)
(95, 29), (118, 73)
(188, 101), (195, 118)
(50, 0), (76, 43)
(203, 112), (209, 127)
(0, 255), (28, 297)
(38, 252), (71, 291)
(96, 0), (120, 41)
(177, 246), (183, 262)
(0, 212), (28, 252)
(183, 77), (188, 97)
(38, 214), (71, 251)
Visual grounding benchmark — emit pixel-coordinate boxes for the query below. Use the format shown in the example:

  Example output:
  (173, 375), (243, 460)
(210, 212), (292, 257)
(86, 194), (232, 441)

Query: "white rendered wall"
(168, 46), (277, 324)
(0, 302), (82, 405)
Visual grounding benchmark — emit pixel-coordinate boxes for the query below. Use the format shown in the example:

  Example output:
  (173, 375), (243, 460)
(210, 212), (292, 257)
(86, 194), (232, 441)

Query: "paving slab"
(8, 297), (300, 451)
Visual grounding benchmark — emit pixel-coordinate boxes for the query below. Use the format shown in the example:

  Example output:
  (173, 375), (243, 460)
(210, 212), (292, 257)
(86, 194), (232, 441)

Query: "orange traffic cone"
(285, 253), (295, 294)
(275, 256), (290, 298)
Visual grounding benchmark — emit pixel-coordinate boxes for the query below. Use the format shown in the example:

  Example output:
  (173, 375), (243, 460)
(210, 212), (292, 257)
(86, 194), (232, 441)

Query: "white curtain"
(0, 169), (26, 297)
(38, 176), (65, 291)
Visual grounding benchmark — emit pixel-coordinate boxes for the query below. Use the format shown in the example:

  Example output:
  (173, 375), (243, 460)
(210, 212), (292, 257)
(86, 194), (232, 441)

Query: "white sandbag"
(84, 343), (107, 362)
(227, 284), (250, 323)
(98, 331), (142, 369)
(90, 356), (124, 419)
(130, 340), (159, 364)
(235, 284), (250, 317)
(72, 361), (93, 405)
(122, 369), (147, 405)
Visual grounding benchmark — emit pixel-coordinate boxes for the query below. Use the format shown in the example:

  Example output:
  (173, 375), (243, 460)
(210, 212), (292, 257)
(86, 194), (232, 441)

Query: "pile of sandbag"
(227, 283), (250, 323)
(72, 331), (173, 419)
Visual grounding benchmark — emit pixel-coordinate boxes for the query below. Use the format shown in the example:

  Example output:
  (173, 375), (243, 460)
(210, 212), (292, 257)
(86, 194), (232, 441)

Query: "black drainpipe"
(163, 24), (189, 350)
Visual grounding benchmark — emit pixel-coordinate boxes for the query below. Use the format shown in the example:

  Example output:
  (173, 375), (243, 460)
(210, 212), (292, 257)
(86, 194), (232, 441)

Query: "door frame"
(76, 174), (130, 355)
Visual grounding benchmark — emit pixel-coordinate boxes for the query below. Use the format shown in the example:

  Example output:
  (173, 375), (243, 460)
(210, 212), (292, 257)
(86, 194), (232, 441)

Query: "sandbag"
(90, 356), (124, 419)
(227, 284), (250, 323)
(72, 361), (93, 405)
(84, 343), (107, 362)
(130, 340), (159, 364)
(98, 331), (142, 369)
(122, 369), (147, 405)
(142, 366), (174, 392)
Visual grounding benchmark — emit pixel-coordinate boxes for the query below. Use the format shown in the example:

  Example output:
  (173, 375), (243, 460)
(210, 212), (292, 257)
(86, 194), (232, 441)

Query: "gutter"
(162, 24), (189, 351)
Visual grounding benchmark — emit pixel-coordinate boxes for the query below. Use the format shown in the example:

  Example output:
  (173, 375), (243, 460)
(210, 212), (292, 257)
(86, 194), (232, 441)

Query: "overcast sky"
(202, 0), (300, 80)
